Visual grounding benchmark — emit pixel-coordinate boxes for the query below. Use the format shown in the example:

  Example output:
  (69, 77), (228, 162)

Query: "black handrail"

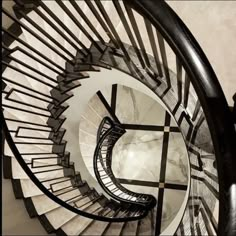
(2, 0), (236, 234)
(94, 117), (156, 209)
(1, 108), (148, 222)
(124, 1), (236, 235)
(1, 2), (152, 222)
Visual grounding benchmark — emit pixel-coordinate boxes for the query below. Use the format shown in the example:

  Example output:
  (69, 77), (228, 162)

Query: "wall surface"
(2, 1), (236, 235)
(167, 1), (236, 106)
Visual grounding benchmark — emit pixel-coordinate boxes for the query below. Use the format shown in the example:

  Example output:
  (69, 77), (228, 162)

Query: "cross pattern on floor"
(98, 84), (189, 234)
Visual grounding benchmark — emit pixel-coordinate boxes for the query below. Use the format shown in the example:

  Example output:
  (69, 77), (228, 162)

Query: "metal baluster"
(16, 8), (75, 59)
(2, 61), (58, 89)
(156, 29), (171, 88)
(85, 0), (119, 48)
(184, 73), (190, 108)
(3, 104), (51, 118)
(33, 6), (83, 55)
(192, 100), (201, 122)
(2, 27), (66, 72)
(70, 0), (106, 45)
(113, 0), (145, 68)
(55, 0), (104, 53)
(2, 8), (72, 63)
(38, 1), (90, 55)
(144, 19), (163, 77)
(176, 57), (183, 103)
(2, 77), (57, 102)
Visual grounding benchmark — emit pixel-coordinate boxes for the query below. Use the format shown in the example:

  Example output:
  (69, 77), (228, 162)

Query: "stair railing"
(94, 117), (157, 209)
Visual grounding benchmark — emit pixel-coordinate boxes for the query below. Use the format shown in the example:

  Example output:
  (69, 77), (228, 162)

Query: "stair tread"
(11, 157), (66, 179)
(30, 186), (83, 215)
(103, 222), (125, 236)
(46, 201), (101, 232)
(20, 177), (72, 197)
(120, 220), (139, 236)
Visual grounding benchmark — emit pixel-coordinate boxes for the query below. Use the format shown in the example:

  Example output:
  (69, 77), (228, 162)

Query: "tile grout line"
(155, 111), (171, 235)
(111, 84), (117, 114)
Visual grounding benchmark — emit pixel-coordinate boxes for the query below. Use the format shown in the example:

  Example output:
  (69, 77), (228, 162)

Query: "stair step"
(138, 212), (154, 236)
(81, 214), (112, 236)
(103, 222), (125, 236)
(9, 157), (72, 179)
(45, 201), (101, 233)
(120, 220), (139, 236)
(19, 177), (72, 198)
(57, 200), (106, 236)
(29, 187), (83, 215)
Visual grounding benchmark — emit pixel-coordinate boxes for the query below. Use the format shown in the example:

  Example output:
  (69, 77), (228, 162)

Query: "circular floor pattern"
(79, 83), (190, 233)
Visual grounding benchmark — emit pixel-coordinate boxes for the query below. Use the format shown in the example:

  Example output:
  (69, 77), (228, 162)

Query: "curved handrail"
(1, 112), (149, 222)
(124, 0), (236, 235)
(0, 2), (150, 222)
(94, 117), (156, 209)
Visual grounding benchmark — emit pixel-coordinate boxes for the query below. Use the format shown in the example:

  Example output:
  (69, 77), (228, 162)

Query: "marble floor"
(79, 84), (190, 234)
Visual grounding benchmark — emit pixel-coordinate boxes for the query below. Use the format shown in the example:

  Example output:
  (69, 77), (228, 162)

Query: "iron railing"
(94, 117), (156, 209)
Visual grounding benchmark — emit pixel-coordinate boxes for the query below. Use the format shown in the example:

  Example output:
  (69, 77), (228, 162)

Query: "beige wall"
(168, 1), (236, 106)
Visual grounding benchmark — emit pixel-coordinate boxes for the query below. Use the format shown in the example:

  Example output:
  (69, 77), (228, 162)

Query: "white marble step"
(20, 177), (71, 198)
(62, 1), (92, 48)
(12, 135), (53, 144)
(4, 53), (53, 98)
(5, 83), (51, 110)
(45, 201), (101, 231)
(38, 3), (81, 52)
(138, 212), (153, 236)
(3, 87), (49, 116)
(31, 187), (83, 215)
(21, 153), (60, 162)
(121, 220), (139, 236)
(2, 99), (50, 125)
(14, 143), (53, 154)
(7, 38), (43, 80)
(59, 202), (104, 236)
(79, 116), (98, 137)
(3, 109), (51, 140)
(3, 61), (41, 94)
(75, 1), (110, 43)
(14, 127), (50, 139)
(88, 95), (111, 121)
(4, 139), (53, 158)
(43, 0), (80, 46)
(81, 211), (114, 236)
(37, 6), (76, 56)
(11, 157), (65, 179)
(60, 215), (92, 235)
(27, 159), (59, 167)
(20, 13), (66, 69)
(4, 108), (48, 128)
(79, 129), (96, 146)
(3, 141), (14, 157)
(2, 78), (53, 109)
(103, 222), (125, 236)
(82, 106), (103, 129)
(42, 0), (90, 49)
(106, 1), (131, 47)
(10, 48), (56, 90)
(10, 48), (58, 85)
(81, 221), (109, 236)
(79, 94), (113, 161)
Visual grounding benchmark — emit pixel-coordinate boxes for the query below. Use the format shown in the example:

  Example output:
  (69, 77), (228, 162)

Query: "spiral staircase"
(2, 0), (236, 235)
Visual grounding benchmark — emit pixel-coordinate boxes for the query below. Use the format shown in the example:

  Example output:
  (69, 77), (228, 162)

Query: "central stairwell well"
(2, 0), (236, 235)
